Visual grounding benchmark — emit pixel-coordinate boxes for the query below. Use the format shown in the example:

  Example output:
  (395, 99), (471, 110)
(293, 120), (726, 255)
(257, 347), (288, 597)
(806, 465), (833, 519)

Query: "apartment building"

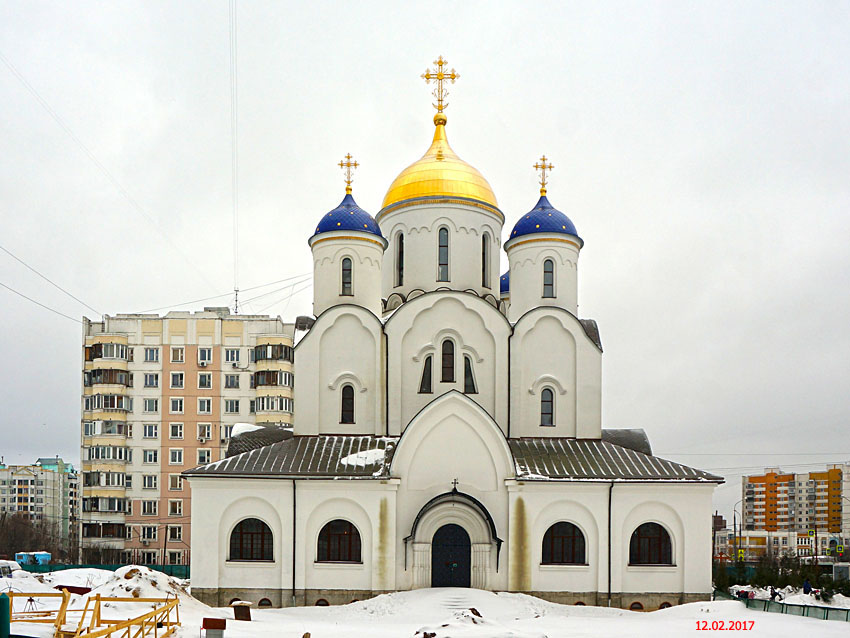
(0, 457), (78, 548)
(80, 307), (294, 565)
(742, 465), (848, 538)
(723, 529), (847, 560)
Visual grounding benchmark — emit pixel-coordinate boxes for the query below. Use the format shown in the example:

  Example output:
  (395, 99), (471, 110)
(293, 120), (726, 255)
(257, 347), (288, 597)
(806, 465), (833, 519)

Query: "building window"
(170, 423), (183, 439)
(169, 449), (183, 465)
(144, 348), (159, 363)
(258, 598), (272, 607)
(141, 500), (158, 516)
(543, 259), (555, 298)
(142, 525), (157, 541)
(198, 372), (212, 389)
(197, 449), (211, 464)
(197, 423), (211, 439)
(142, 475), (157, 490)
(143, 450), (158, 464)
(141, 551), (157, 565)
(168, 499), (182, 516)
(341, 257), (353, 296)
(170, 398), (184, 414)
(171, 347), (184, 363)
(316, 519), (361, 563)
(225, 399), (240, 414)
(482, 233), (490, 288)
(418, 355), (433, 394)
(340, 384), (355, 424)
(167, 551), (183, 565)
(143, 424), (158, 439)
(396, 233), (404, 287)
(463, 355), (477, 394)
(629, 602), (644, 611)
(540, 388), (554, 426)
(198, 348), (212, 364)
(170, 372), (184, 389)
(542, 522), (586, 564)
(144, 373), (159, 388)
(441, 340), (455, 382)
(225, 348), (240, 363)
(629, 522), (673, 565)
(225, 374), (240, 389)
(229, 518), (273, 561)
(168, 525), (183, 542)
(169, 474), (183, 491)
(143, 399), (159, 414)
(198, 398), (212, 414)
(437, 227), (449, 281)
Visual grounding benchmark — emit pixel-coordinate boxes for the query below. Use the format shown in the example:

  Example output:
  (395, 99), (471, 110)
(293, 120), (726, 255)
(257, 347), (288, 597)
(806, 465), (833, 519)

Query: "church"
(185, 57), (722, 610)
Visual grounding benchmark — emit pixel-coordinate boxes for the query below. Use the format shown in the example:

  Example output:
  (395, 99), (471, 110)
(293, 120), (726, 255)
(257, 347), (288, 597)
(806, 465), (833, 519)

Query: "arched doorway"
(431, 524), (471, 587)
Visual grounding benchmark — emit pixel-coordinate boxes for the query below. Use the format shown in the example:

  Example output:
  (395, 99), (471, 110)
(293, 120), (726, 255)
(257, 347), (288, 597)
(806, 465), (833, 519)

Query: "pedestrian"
(803, 579), (812, 595)
(769, 587), (782, 602)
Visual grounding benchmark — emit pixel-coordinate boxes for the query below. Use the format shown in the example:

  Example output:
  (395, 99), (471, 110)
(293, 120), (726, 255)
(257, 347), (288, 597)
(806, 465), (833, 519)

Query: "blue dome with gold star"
(499, 271), (510, 295)
(508, 195), (581, 243)
(313, 193), (383, 238)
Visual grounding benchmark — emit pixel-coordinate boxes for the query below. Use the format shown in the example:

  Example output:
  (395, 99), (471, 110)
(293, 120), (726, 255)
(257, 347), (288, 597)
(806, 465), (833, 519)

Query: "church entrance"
(431, 524), (471, 587)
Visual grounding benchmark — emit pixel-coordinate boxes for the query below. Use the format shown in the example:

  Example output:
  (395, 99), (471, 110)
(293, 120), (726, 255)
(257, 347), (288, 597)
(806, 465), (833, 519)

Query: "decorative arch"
(228, 517), (274, 561)
(629, 522), (673, 565)
(317, 518), (362, 563)
(327, 371), (368, 393)
(412, 327), (484, 364)
(527, 374), (568, 396)
(542, 521), (586, 565)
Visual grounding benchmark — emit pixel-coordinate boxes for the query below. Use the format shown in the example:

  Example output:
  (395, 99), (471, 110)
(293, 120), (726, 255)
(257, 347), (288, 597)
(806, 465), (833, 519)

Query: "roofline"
(377, 195), (504, 224)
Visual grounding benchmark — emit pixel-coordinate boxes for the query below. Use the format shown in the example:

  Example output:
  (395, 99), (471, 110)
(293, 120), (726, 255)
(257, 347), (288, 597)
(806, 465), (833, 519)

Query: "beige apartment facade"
(80, 307), (293, 565)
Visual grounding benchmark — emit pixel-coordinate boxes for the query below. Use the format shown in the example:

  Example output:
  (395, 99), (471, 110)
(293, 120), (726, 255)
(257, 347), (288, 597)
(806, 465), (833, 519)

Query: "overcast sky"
(1, 1), (848, 522)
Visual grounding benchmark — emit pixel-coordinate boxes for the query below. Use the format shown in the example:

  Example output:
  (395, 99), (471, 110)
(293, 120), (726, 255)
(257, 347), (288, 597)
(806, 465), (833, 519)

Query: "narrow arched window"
(629, 522), (673, 565)
(481, 234), (490, 288)
(543, 259), (555, 298)
(441, 340), (455, 382)
(341, 257), (353, 296)
(396, 233), (404, 287)
(317, 519), (361, 563)
(542, 522), (586, 564)
(463, 355), (477, 394)
(229, 518), (273, 561)
(340, 384), (355, 423)
(419, 355), (433, 394)
(540, 388), (554, 426)
(437, 228), (449, 281)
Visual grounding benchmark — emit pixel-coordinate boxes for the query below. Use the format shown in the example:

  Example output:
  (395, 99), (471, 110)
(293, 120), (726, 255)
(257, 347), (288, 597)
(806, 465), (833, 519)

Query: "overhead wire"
(0, 50), (218, 292)
(229, 0), (240, 312)
(0, 243), (101, 316)
(0, 281), (82, 324)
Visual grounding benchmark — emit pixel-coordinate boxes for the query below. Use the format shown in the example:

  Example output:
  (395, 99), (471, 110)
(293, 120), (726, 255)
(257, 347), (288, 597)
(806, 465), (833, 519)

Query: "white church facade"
(186, 59), (721, 610)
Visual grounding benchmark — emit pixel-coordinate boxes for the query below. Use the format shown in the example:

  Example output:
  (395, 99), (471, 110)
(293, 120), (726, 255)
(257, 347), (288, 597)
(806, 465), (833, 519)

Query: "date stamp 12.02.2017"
(695, 620), (755, 631)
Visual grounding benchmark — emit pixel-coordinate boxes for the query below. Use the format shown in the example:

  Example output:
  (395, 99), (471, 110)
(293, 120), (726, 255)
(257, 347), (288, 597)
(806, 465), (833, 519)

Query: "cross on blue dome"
(509, 195), (581, 242)
(313, 193), (383, 238)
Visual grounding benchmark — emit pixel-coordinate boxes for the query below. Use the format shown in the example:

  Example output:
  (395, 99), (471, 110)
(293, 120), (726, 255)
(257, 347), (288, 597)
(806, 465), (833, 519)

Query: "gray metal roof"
(226, 426), (292, 457)
(601, 428), (652, 456)
(510, 438), (723, 483)
(186, 435), (396, 478)
(187, 433), (721, 483)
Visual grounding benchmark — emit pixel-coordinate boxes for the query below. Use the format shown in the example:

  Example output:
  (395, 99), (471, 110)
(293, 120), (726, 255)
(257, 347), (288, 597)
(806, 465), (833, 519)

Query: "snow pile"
(414, 606), (547, 638)
(340, 448), (386, 467)
(38, 567), (114, 590)
(83, 566), (202, 610)
(230, 423), (264, 438)
(729, 584), (850, 609)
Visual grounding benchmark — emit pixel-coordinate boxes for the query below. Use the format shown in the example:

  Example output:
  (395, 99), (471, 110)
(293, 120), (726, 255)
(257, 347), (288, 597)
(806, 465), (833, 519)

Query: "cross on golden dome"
(534, 155), (554, 196)
(421, 56), (459, 116)
(339, 153), (359, 194)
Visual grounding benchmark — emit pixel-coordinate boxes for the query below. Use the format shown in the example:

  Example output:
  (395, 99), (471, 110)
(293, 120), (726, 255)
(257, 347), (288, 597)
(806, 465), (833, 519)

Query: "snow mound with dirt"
(84, 566), (202, 609)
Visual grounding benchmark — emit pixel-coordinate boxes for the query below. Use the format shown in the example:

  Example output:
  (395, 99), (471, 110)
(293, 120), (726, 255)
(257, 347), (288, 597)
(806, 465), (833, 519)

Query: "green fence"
(19, 563), (189, 579)
(716, 590), (850, 622)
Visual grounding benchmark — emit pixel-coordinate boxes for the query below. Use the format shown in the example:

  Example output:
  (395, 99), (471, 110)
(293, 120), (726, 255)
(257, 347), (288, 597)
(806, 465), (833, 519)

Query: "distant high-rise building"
(0, 457), (78, 551)
(742, 464), (848, 537)
(80, 307), (294, 565)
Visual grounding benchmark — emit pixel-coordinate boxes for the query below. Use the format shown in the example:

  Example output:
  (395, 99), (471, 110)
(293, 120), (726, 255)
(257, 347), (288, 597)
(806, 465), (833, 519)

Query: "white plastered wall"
(384, 292), (510, 435)
(310, 233), (385, 317)
(506, 236), (580, 321)
(294, 306), (385, 435)
(379, 203), (503, 299)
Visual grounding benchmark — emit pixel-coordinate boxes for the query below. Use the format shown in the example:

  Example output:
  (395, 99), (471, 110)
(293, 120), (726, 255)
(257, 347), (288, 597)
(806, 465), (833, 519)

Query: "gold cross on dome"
(339, 153), (359, 194)
(534, 155), (554, 195)
(421, 56), (459, 114)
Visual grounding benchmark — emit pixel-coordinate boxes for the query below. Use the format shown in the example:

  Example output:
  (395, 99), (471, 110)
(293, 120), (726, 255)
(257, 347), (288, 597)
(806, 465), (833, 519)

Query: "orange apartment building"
(80, 308), (293, 565)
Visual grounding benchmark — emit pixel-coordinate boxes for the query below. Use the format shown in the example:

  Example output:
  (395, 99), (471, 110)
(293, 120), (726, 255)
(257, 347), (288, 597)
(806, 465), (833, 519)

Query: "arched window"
(229, 518), (273, 561)
(541, 522), (586, 564)
(543, 259), (555, 298)
(258, 598), (272, 607)
(419, 355), (433, 394)
(629, 602), (644, 611)
(540, 388), (554, 426)
(396, 233), (404, 287)
(441, 340), (455, 382)
(659, 602), (672, 609)
(340, 384), (355, 424)
(315, 599), (329, 606)
(463, 355), (477, 394)
(341, 257), (353, 296)
(481, 234), (490, 288)
(437, 228), (449, 281)
(317, 519), (361, 563)
(629, 522), (673, 565)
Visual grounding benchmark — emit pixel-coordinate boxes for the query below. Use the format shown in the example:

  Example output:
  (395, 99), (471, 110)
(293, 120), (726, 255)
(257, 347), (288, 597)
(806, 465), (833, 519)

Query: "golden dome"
(380, 114), (498, 213)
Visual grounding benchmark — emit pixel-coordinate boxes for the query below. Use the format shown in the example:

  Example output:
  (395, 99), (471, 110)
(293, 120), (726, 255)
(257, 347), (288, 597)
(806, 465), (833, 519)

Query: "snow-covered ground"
(5, 567), (849, 637)
(730, 584), (850, 609)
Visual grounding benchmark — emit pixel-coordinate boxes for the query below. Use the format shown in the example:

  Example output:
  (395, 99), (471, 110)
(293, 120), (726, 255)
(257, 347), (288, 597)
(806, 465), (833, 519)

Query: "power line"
(0, 50), (218, 292)
(0, 243), (100, 316)
(0, 281), (82, 324)
(229, 0), (240, 312)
